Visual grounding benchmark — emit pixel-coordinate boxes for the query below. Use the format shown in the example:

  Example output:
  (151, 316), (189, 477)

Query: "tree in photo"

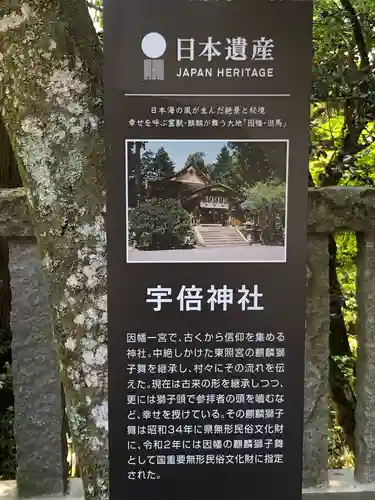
(228, 141), (286, 186)
(127, 141), (147, 206)
(241, 178), (286, 246)
(128, 144), (177, 205)
(152, 147), (175, 178)
(208, 146), (250, 192)
(210, 145), (233, 182)
(184, 151), (210, 176)
(140, 149), (157, 180)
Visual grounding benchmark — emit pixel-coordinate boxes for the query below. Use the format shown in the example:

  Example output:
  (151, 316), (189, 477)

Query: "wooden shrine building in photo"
(145, 164), (245, 225)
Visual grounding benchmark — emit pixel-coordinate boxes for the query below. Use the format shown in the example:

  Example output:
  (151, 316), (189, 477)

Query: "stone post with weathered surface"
(303, 234), (330, 488)
(355, 232), (375, 483)
(9, 239), (68, 497)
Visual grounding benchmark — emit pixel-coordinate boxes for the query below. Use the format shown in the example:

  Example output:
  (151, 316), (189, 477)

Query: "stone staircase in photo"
(195, 224), (248, 248)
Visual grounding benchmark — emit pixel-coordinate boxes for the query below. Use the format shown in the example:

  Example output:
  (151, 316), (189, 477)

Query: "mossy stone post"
(303, 234), (330, 488)
(355, 232), (375, 483)
(9, 239), (67, 497)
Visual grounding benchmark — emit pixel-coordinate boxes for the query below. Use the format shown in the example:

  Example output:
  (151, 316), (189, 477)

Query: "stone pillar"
(355, 232), (375, 483)
(9, 239), (67, 497)
(303, 234), (330, 488)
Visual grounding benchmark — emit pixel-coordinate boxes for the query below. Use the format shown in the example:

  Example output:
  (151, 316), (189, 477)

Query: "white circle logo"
(141, 32), (167, 59)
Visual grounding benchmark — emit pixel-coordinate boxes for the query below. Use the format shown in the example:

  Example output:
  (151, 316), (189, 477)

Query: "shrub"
(129, 198), (194, 251)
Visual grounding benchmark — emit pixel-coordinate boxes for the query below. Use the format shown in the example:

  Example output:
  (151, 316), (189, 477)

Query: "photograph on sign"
(126, 139), (288, 263)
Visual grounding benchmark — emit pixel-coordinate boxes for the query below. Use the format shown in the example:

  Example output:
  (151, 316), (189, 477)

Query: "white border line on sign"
(125, 138), (289, 264)
(125, 94), (291, 98)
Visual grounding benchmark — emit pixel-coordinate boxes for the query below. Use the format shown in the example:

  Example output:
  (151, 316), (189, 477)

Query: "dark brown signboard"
(105, 1), (313, 500)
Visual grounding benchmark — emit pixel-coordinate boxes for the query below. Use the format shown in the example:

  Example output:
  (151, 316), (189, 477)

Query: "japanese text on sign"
(177, 37), (275, 62)
(126, 330), (286, 480)
(146, 284), (264, 311)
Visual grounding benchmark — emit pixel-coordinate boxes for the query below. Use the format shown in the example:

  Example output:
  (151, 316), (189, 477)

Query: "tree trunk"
(0, 2), (107, 499)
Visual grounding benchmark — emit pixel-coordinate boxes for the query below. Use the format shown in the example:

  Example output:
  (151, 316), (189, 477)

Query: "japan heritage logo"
(141, 32), (167, 81)
(141, 32), (276, 81)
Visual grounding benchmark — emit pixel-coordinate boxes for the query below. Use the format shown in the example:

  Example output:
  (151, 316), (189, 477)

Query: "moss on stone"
(308, 187), (375, 233)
